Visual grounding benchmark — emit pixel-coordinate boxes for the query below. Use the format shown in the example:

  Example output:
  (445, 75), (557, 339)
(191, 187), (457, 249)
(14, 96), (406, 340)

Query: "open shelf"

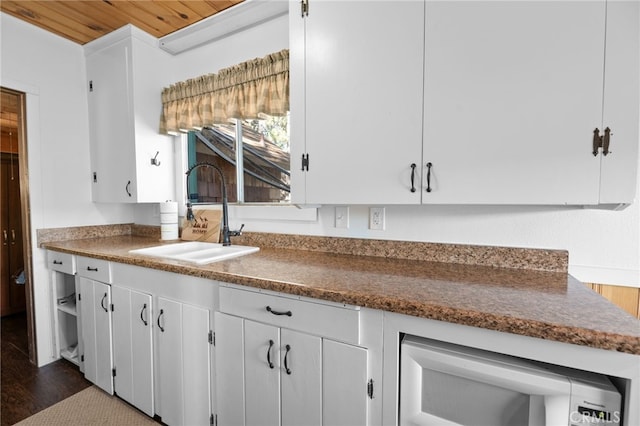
(53, 269), (81, 369)
(57, 300), (77, 316)
(60, 346), (79, 366)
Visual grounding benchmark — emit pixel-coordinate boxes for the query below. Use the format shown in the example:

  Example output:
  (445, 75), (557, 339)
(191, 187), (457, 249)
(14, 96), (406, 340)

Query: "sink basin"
(129, 241), (259, 265)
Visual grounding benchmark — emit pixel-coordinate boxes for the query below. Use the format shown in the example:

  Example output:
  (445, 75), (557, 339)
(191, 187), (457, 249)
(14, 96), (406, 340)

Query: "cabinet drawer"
(219, 286), (360, 344)
(47, 251), (76, 274)
(76, 256), (112, 283)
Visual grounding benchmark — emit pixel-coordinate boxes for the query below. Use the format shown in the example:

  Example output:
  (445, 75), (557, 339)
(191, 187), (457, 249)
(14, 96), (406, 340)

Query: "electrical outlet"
(369, 207), (385, 230)
(335, 206), (349, 229)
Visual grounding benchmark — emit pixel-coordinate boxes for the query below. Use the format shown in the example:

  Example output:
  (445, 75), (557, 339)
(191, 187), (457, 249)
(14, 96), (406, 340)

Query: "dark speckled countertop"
(39, 225), (640, 355)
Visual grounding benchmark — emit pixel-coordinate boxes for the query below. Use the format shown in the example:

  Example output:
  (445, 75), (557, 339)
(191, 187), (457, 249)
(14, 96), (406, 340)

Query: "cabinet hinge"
(81, 354), (84, 362)
(301, 153), (309, 171)
(78, 293), (81, 301)
(110, 303), (114, 312)
(210, 414), (216, 425)
(592, 127), (611, 156)
(301, 0), (309, 17)
(93, 172), (97, 183)
(112, 368), (116, 377)
(208, 331), (214, 345)
(367, 379), (374, 399)
(89, 80), (93, 92)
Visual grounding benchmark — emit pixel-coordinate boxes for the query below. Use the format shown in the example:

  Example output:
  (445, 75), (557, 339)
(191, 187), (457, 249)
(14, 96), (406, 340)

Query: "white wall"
(1, 12), (135, 366)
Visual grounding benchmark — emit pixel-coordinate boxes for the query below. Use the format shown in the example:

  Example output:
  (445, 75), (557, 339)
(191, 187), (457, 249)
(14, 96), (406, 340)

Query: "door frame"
(1, 87), (37, 364)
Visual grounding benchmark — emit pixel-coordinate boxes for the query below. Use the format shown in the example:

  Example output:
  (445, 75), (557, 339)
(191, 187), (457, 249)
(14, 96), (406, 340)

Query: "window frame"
(175, 131), (315, 223)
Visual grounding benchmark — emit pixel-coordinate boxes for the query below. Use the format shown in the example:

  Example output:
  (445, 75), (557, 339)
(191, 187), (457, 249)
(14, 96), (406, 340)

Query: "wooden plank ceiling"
(0, 0), (244, 45)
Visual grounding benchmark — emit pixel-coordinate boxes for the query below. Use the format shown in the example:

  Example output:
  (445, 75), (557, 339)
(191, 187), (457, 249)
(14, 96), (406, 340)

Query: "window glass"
(188, 113), (290, 204)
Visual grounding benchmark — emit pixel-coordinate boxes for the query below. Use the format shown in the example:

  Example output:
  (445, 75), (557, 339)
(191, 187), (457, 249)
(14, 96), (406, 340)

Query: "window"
(187, 113), (290, 204)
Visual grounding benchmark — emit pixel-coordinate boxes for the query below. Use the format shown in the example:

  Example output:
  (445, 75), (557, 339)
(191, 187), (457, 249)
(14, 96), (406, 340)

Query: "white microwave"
(400, 336), (622, 426)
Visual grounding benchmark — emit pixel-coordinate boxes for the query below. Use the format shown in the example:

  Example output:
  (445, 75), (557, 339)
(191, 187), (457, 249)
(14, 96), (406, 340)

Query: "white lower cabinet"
(322, 339), (368, 426)
(215, 286), (372, 426)
(73, 260), (215, 426)
(280, 328), (323, 426)
(78, 276), (114, 394)
(156, 297), (212, 426)
(243, 322), (324, 426)
(111, 285), (154, 417)
(47, 251), (81, 368)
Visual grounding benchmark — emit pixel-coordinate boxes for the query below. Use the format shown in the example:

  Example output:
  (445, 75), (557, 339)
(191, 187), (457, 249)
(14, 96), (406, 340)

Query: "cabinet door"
(79, 277), (114, 394)
(182, 303), (211, 426)
(111, 286), (154, 417)
(290, 0), (424, 205)
(86, 38), (136, 203)
(423, 1), (606, 204)
(598, 1), (639, 204)
(157, 297), (212, 426)
(157, 297), (183, 425)
(215, 312), (245, 426)
(244, 320), (280, 426)
(323, 340), (368, 426)
(281, 329), (322, 426)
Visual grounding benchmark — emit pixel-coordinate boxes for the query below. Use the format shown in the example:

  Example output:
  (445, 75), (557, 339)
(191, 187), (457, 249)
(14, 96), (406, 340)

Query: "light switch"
(335, 206), (349, 229)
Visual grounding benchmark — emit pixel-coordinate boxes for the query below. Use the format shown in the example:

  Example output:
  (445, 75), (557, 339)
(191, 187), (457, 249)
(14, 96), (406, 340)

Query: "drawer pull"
(157, 309), (165, 332)
(284, 344), (292, 375)
(53, 260), (63, 265)
(87, 266), (99, 272)
(100, 293), (108, 312)
(140, 303), (148, 326)
(267, 339), (275, 369)
(266, 306), (292, 317)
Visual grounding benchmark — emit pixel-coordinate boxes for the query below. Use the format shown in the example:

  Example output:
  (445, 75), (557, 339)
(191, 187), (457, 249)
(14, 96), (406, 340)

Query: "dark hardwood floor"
(1, 312), (91, 425)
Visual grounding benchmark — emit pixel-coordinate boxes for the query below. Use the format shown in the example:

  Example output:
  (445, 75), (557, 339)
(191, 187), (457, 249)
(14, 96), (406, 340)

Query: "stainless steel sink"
(129, 241), (259, 265)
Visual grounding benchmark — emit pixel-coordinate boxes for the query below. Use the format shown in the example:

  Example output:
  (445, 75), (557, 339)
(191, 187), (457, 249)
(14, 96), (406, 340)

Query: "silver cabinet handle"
(2, 230), (7, 245)
(11, 229), (15, 245)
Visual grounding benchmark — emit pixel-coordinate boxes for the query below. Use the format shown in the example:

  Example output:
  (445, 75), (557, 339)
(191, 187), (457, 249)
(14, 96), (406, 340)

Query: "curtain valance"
(160, 49), (289, 134)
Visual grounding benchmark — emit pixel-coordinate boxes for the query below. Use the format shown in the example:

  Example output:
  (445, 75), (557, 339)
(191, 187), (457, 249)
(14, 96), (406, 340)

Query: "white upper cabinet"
(598, 1), (640, 204)
(290, 0), (425, 205)
(291, 0), (638, 206)
(85, 25), (175, 203)
(422, 0), (637, 205)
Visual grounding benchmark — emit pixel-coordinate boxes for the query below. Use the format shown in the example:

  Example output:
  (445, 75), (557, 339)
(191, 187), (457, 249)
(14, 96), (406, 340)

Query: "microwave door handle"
(528, 396), (545, 425)
(527, 395), (571, 425)
(544, 395), (572, 425)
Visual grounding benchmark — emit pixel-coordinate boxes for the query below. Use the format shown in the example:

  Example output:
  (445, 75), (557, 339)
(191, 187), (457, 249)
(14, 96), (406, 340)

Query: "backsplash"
(37, 224), (567, 273)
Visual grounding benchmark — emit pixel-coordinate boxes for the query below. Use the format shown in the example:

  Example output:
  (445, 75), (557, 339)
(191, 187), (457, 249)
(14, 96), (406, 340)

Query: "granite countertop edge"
(38, 229), (640, 355)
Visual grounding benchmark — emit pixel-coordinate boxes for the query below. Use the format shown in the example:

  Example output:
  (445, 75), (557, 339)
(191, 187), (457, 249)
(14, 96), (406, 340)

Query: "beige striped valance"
(160, 49), (289, 134)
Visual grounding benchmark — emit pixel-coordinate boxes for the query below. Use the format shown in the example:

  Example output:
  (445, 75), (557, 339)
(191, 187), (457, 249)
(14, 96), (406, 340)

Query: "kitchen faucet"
(185, 162), (244, 246)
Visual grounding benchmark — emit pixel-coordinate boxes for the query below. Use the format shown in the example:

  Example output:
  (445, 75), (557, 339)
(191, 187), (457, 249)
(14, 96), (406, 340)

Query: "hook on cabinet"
(151, 151), (161, 166)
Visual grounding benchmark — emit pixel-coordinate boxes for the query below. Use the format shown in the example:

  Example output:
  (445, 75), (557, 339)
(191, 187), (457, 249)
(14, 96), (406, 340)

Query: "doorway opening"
(1, 87), (37, 365)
